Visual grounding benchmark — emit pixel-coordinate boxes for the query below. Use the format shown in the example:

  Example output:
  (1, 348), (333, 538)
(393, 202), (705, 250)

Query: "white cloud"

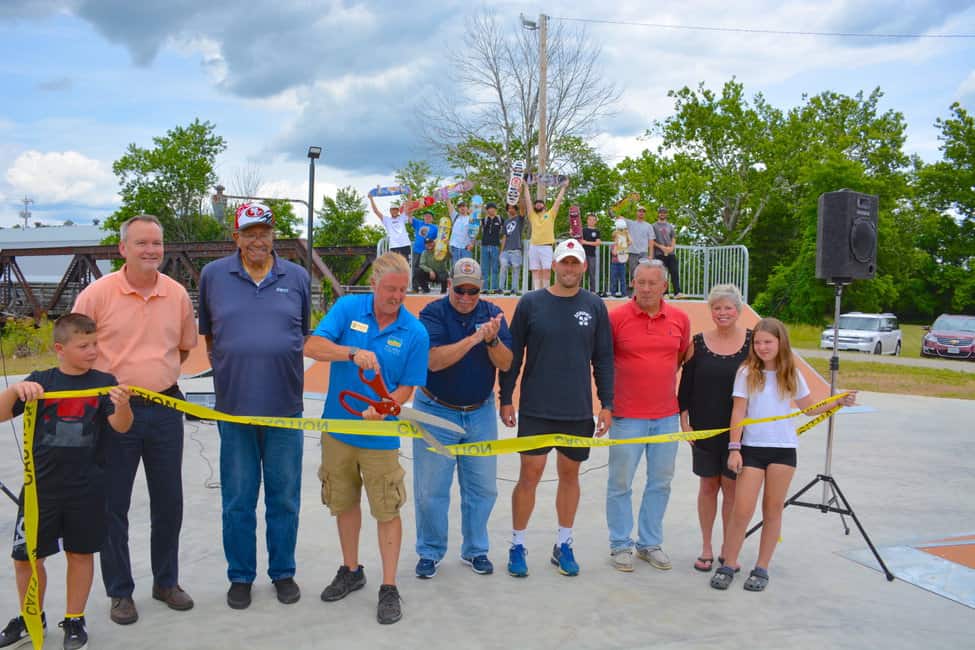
(958, 70), (975, 98)
(5, 150), (118, 206)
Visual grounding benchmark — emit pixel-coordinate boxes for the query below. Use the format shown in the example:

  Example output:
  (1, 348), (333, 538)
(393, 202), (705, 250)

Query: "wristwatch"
(348, 347), (359, 361)
(485, 337), (500, 348)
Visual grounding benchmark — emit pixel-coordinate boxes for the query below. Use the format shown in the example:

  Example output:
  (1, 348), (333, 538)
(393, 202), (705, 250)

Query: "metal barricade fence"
(376, 238), (748, 299)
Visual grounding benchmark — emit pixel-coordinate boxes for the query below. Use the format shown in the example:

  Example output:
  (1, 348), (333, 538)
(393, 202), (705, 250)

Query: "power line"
(551, 15), (975, 40)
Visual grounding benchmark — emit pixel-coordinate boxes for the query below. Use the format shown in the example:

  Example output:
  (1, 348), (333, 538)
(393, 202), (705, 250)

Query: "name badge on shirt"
(350, 320), (369, 333)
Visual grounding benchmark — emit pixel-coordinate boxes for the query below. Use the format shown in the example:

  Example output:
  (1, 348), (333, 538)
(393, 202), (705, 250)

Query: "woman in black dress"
(678, 284), (751, 572)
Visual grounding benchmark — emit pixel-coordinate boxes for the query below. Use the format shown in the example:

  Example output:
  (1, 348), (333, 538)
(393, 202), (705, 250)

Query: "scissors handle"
(337, 368), (402, 417)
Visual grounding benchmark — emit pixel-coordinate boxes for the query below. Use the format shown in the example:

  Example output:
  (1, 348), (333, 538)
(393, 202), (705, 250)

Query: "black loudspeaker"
(816, 189), (878, 280)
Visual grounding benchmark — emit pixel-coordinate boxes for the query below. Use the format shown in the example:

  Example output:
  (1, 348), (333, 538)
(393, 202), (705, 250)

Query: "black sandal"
(743, 567), (769, 592)
(693, 557), (714, 572)
(709, 566), (736, 590)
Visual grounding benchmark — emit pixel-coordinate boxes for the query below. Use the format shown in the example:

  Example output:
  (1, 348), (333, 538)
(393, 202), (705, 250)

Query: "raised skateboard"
(368, 184), (411, 197)
(467, 195), (484, 241)
(432, 180), (475, 201)
(506, 159), (526, 206)
(568, 205), (582, 239)
(524, 173), (568, 186)
(434, 215), (452, 261)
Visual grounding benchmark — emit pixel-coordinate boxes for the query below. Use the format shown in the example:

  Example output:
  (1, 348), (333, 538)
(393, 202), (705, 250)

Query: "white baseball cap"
(553, 239), (586, 263)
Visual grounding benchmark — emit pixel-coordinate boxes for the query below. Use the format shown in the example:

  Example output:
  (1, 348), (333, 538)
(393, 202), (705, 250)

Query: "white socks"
(557, 527), (573, 546)
(512, 529), (526, 546)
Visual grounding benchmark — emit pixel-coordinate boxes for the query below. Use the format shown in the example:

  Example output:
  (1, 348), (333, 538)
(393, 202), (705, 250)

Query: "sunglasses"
(453, 286), (481, 296)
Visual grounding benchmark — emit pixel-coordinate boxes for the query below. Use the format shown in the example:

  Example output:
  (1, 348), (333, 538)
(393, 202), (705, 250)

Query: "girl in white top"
(711, 318), (857, 592)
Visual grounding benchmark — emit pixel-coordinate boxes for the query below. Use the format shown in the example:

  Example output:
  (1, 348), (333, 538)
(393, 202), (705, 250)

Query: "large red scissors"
(338, 368), (461, 454)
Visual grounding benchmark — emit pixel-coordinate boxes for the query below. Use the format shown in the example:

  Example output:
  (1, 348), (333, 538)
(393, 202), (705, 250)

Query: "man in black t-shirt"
(499, 239), (614, 579)
(479, 202), (503, 294)
(0, 313), (132, 650)
(581, 212), (602, 296)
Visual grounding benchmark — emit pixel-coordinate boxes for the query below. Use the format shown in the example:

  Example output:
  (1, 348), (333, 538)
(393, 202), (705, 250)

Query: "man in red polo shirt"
(606, 259), (690, 572)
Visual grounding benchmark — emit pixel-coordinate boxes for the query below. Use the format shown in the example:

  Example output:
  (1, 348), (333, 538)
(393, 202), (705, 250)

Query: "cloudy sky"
(1, 1), (973, 229)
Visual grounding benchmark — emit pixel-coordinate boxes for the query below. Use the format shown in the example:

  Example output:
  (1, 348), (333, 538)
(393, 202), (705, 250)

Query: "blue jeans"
(610, 262), (627, 295)
(499, 249), (522, 293)
(450, 246), (470, 267)
(412, 390), (498, 561)
(606, 415), (679, 551)
(218, 417), (304, 583)
(480, 245), (500, 292)
(100, 399), (184, 597)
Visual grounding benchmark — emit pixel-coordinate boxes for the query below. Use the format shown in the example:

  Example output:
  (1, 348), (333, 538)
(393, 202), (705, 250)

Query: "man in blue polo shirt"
(198, 202), (310, 610)
(303, 252), (429, 625)
(412, 258), (512, 579)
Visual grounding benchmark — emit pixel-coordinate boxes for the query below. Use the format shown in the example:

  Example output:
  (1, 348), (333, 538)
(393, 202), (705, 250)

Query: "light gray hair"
(120, 214), (164, 241)
(633, 257), (668, 282)
(707, 283), (744, 311)
(371, 251), (411, 282)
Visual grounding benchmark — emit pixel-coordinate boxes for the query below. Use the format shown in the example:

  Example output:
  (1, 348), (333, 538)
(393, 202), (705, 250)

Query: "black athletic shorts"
(517, 414), (596, 462)
(741, 445), (797, 470)
(691, 443), (737, 480)
(11, 481), (106, 561)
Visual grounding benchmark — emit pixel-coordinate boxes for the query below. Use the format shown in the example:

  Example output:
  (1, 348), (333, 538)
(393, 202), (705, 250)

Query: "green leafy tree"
(265, 200), (303, 239)
(314, 187), (384, 285)
(102, 119), (227, 243)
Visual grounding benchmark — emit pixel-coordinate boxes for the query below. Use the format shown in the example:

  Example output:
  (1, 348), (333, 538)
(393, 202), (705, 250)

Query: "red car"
(921, 314), (975, 360)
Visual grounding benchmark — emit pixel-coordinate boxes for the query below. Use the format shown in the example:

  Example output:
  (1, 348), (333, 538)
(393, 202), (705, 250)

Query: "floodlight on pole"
(520, 14), (538, 30)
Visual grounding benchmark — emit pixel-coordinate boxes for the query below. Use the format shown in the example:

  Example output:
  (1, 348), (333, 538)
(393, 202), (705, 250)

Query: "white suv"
(820, 312), (902, 355)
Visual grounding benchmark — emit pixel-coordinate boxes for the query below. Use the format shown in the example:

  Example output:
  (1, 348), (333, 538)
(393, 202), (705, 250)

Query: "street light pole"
(307, 146), (322, 274)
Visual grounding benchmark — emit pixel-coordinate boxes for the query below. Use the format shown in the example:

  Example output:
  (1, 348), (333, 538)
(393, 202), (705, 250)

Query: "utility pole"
(20, 196), (33, 229)
(537, 13), (548, 202)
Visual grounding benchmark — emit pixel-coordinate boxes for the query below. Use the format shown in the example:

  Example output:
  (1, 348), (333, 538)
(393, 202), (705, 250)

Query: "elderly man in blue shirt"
(412, 258), (512, 578)
(304, 252), (429, 625)
(198, 202), (311, 610)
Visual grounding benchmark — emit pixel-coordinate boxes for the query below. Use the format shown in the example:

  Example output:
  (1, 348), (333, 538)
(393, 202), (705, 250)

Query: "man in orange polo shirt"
(73, 214), (198, 625)
(606, 259), (690, 573)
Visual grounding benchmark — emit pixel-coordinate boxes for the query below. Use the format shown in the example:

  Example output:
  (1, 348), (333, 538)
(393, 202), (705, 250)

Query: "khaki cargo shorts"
(319, 433), (406, 522)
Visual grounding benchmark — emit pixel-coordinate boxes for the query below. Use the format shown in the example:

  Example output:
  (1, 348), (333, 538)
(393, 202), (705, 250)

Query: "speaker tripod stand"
(745, 280), (895, 581)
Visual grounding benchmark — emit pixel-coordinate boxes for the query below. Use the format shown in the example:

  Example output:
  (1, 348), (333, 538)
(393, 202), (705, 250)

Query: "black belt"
(130, 384), (182, 407)
(420, 387), (485, 413)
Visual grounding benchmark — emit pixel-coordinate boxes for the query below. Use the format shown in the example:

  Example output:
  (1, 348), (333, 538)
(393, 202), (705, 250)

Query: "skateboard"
(568, 205), (582, 239)
(434, 215), (452, 261)
(467, 195), (484, 241)
(612, 192), (640, 212)
(432, 180), (475, 201)
(506, 159), (526, 206)
(368, 184), (411, 197)
(401, 195), (436, 212)
(524, 173), (569, 186)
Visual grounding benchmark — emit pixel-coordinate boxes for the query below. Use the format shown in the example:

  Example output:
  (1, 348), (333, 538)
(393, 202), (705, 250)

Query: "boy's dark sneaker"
(460, 555), (494, 575)
(376, 585), (402, 625)
(0, 612), (46, 648)
(227, 582), (252, 610)
(320, 565), (366, 602)
(273, 577), (301, 604)
(58, 616), (87, 650)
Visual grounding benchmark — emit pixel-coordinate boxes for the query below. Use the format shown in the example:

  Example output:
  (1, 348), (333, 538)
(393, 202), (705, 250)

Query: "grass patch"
(788, 322), (926, 356)
(0, 350), (60, 377)
(804, 356), (975, 400)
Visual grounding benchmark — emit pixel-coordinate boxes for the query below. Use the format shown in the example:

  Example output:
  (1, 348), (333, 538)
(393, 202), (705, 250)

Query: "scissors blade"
(399, 406), (466, 435)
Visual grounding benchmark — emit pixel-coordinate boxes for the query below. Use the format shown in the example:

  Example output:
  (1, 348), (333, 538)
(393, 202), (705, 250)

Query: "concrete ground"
(0, 386), (972, 649)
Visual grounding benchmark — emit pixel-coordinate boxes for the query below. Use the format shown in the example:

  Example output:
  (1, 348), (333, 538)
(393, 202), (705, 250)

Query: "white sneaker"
(610, 547), (634, 572)
(637, 547), (672, 570)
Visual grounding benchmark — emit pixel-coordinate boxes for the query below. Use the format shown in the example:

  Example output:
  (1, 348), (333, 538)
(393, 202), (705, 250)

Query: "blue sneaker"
(415, 558), (440, 579)
(507, 544), (528, 577)
(461, 555), (494, 575)
(551, 543), (579, 576)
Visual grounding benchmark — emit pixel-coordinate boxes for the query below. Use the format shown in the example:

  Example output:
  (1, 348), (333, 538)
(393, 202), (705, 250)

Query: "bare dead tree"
(419, 10), (619, 189)
(230, 164), (264, 198)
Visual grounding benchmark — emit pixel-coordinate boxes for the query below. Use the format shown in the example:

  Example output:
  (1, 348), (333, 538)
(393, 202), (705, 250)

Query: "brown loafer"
(110, 597), (139, 625)
(152, 584), (195, 611)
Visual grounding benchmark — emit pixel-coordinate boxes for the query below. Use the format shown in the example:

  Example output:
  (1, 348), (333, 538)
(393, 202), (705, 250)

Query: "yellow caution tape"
(18, 386), (851, 647)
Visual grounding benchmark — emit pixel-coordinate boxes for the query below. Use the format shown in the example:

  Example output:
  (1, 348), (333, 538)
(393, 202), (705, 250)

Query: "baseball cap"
(451, 257), (483, 287)
(614, 218), (627, 229)
(235, 202), (274, 231)
(657, 206), (668, 214)
(485, 201), (497, 209)
(554, 239), (586, 263)
(636, 204), (647, 212)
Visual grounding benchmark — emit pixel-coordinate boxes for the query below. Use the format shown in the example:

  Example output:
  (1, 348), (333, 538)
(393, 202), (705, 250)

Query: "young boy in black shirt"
(0, 313), (132, 650)
(581, 212), (602, 296)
